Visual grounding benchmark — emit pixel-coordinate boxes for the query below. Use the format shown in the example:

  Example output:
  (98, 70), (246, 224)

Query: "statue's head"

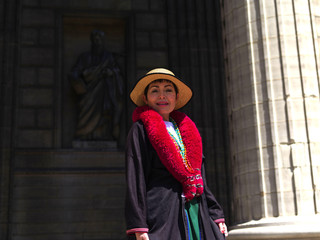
(90, 30), (106, 49)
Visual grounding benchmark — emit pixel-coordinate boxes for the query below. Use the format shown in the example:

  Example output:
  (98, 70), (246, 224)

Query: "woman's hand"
(218, 222), (228, 237)
(135, 232), (149, 240)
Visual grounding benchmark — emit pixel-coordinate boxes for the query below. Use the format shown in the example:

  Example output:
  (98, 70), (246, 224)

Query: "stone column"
(220, 0), (320, 239)
(0, 0), (19, 238)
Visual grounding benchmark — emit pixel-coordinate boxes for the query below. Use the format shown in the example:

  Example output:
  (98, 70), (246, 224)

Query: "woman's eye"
(166, 89), (173, 92)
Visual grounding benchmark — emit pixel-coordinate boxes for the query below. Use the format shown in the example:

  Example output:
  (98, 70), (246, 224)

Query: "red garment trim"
(213, 218), (225, 224)
(126, 228), (149, 235)
(132, 106), (203, 201)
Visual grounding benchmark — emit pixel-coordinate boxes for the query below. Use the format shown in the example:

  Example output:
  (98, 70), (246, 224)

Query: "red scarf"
(132, 105), (203, 201)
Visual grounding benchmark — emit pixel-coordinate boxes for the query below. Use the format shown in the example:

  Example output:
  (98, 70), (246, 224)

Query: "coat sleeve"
(125, 122), (150, 235)
(201, 157), (225, 224)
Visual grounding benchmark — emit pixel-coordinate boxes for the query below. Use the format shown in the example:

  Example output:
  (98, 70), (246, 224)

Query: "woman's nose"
(159, 91), (165, 99)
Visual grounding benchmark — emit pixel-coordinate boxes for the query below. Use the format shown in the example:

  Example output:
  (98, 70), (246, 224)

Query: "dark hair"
(144, 79), (178, 98)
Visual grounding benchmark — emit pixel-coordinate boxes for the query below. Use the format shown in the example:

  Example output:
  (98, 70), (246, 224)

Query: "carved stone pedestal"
(72, 140), (118, 150)
(229, 216), (320, 240)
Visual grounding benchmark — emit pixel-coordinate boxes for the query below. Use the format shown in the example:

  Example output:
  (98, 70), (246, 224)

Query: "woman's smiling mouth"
(157, 101), (168, 106)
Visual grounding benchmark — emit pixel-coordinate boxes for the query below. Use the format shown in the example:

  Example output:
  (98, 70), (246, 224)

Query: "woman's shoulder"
(127, 120), (146, 138)
(130, 120), (144, 130)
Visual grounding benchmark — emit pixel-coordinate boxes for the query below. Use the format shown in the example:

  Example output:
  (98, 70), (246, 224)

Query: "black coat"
(125, 121), (226, 240)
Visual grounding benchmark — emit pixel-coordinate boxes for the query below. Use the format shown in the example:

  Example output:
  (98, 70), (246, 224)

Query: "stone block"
(280, 167), (294, 192)
(38, 68), (54, 86)
(295, 189), (316, 214)
(302, 76), (319, 98)
(283, 77), (302, 98)
(265, 58), (283, 83)
(296, 16), (313, 36)
(21, 8), (55, 26)
(236, 151), (247, 175)
(251, 194), (263, 220)
(21, 28), (38, 45)
(231, 90), (241, 109)
(265, 191), (280, 217)
(20, 88), (53, 106)
(307, 119), (320, 142)
(39, 28), (55, 46)
(136, 31), (150, 49)
(16, 130), (53, 148)
(247, 172), (261, 195)
(17, 108), (36, 128)
(234, 25), (248, 49)
(284, 62), (301, 86)
(246, 148), (260, 171)
(20, 67), (36, 86)
(245, 125), (259, 150)
(253, 82), (265, 106)
(39, 0), (130, 10)
(278, 15), (296, 36)
(136, 51), (167, 68)
(150, 0), (165, 11)
(291, 143), (309, 168)
(309, 142), (320, 167)
(151, 31), (167, 49)
(89, 0), (130, 10)
(21, 47), (54, 66)
(288, 119), (308, 142)
(135, 13), (166, 30)
(233, 5), (247, 28)
(287, 98), (305, 121)
(22, 0), (38, 6)
(258, 120), (275, 147)
(37, 109), (53, 128)
(240, 83), (253, 107)
(238, 174), (248, 198)
(264, 168), (277, 193)
(132, 0), (148, 10)
(270, 99), (287, 123)
(262, 18), (278, 39)
(279, 144), (291, 168)
(273, 121), (290, 143)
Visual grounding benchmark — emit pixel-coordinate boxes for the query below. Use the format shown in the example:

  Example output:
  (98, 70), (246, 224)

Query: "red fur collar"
(132, 105), (203, 201)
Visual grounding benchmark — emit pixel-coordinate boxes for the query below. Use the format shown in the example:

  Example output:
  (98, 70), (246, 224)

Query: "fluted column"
(220, 0), (320, 239)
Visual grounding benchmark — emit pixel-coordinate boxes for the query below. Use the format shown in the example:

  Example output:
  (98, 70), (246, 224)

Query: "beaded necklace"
(168, 117), (193, 172)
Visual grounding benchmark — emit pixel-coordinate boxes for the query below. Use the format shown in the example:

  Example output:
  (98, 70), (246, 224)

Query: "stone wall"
(0, 0), (230, 239)
(0, 0), (19, 239)
(5, 0), (170, 240)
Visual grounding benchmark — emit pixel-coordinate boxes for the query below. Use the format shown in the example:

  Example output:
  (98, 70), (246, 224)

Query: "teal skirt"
(185, 197), (201, 240)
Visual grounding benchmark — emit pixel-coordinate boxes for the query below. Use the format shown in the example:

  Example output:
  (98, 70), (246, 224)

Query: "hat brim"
(130, 72), (193, 110)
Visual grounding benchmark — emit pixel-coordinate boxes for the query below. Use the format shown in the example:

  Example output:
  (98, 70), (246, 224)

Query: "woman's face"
(143, 80), (178, 121)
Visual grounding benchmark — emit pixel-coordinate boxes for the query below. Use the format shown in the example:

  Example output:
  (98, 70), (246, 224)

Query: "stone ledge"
(228, 216), (320, 240)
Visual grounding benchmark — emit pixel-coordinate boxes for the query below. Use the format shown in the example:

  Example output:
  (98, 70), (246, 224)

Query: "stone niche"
(61, 15), (127, 150)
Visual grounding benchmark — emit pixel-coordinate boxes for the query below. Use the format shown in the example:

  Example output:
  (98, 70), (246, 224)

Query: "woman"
(125, 68), (228, 240)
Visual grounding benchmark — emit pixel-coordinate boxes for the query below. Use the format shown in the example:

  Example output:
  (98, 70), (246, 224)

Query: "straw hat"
(130, 68), (193, 110)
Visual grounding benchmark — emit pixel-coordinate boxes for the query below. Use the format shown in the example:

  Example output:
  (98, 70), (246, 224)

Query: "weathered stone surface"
(37, 109), (53, 128)
(20, 88), (53, 106)
(39, 0), (131, 10)
(135, 13), (166, 30)
(136, 51), (167, 68)
(38, 68), (54, 86)
(39, 28), (55, 46)
(223, 0), (320, 238)
(20, 67), (36, 86)
(21, 48), (54, 66)
(17, 108), (36, 128)
(16, 130), (53, 148)
(21, 28), (38, 45)
(21, 9), (55, 26)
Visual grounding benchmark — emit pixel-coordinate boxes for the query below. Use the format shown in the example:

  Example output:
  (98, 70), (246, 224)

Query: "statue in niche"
(69, 30), (124, 142)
